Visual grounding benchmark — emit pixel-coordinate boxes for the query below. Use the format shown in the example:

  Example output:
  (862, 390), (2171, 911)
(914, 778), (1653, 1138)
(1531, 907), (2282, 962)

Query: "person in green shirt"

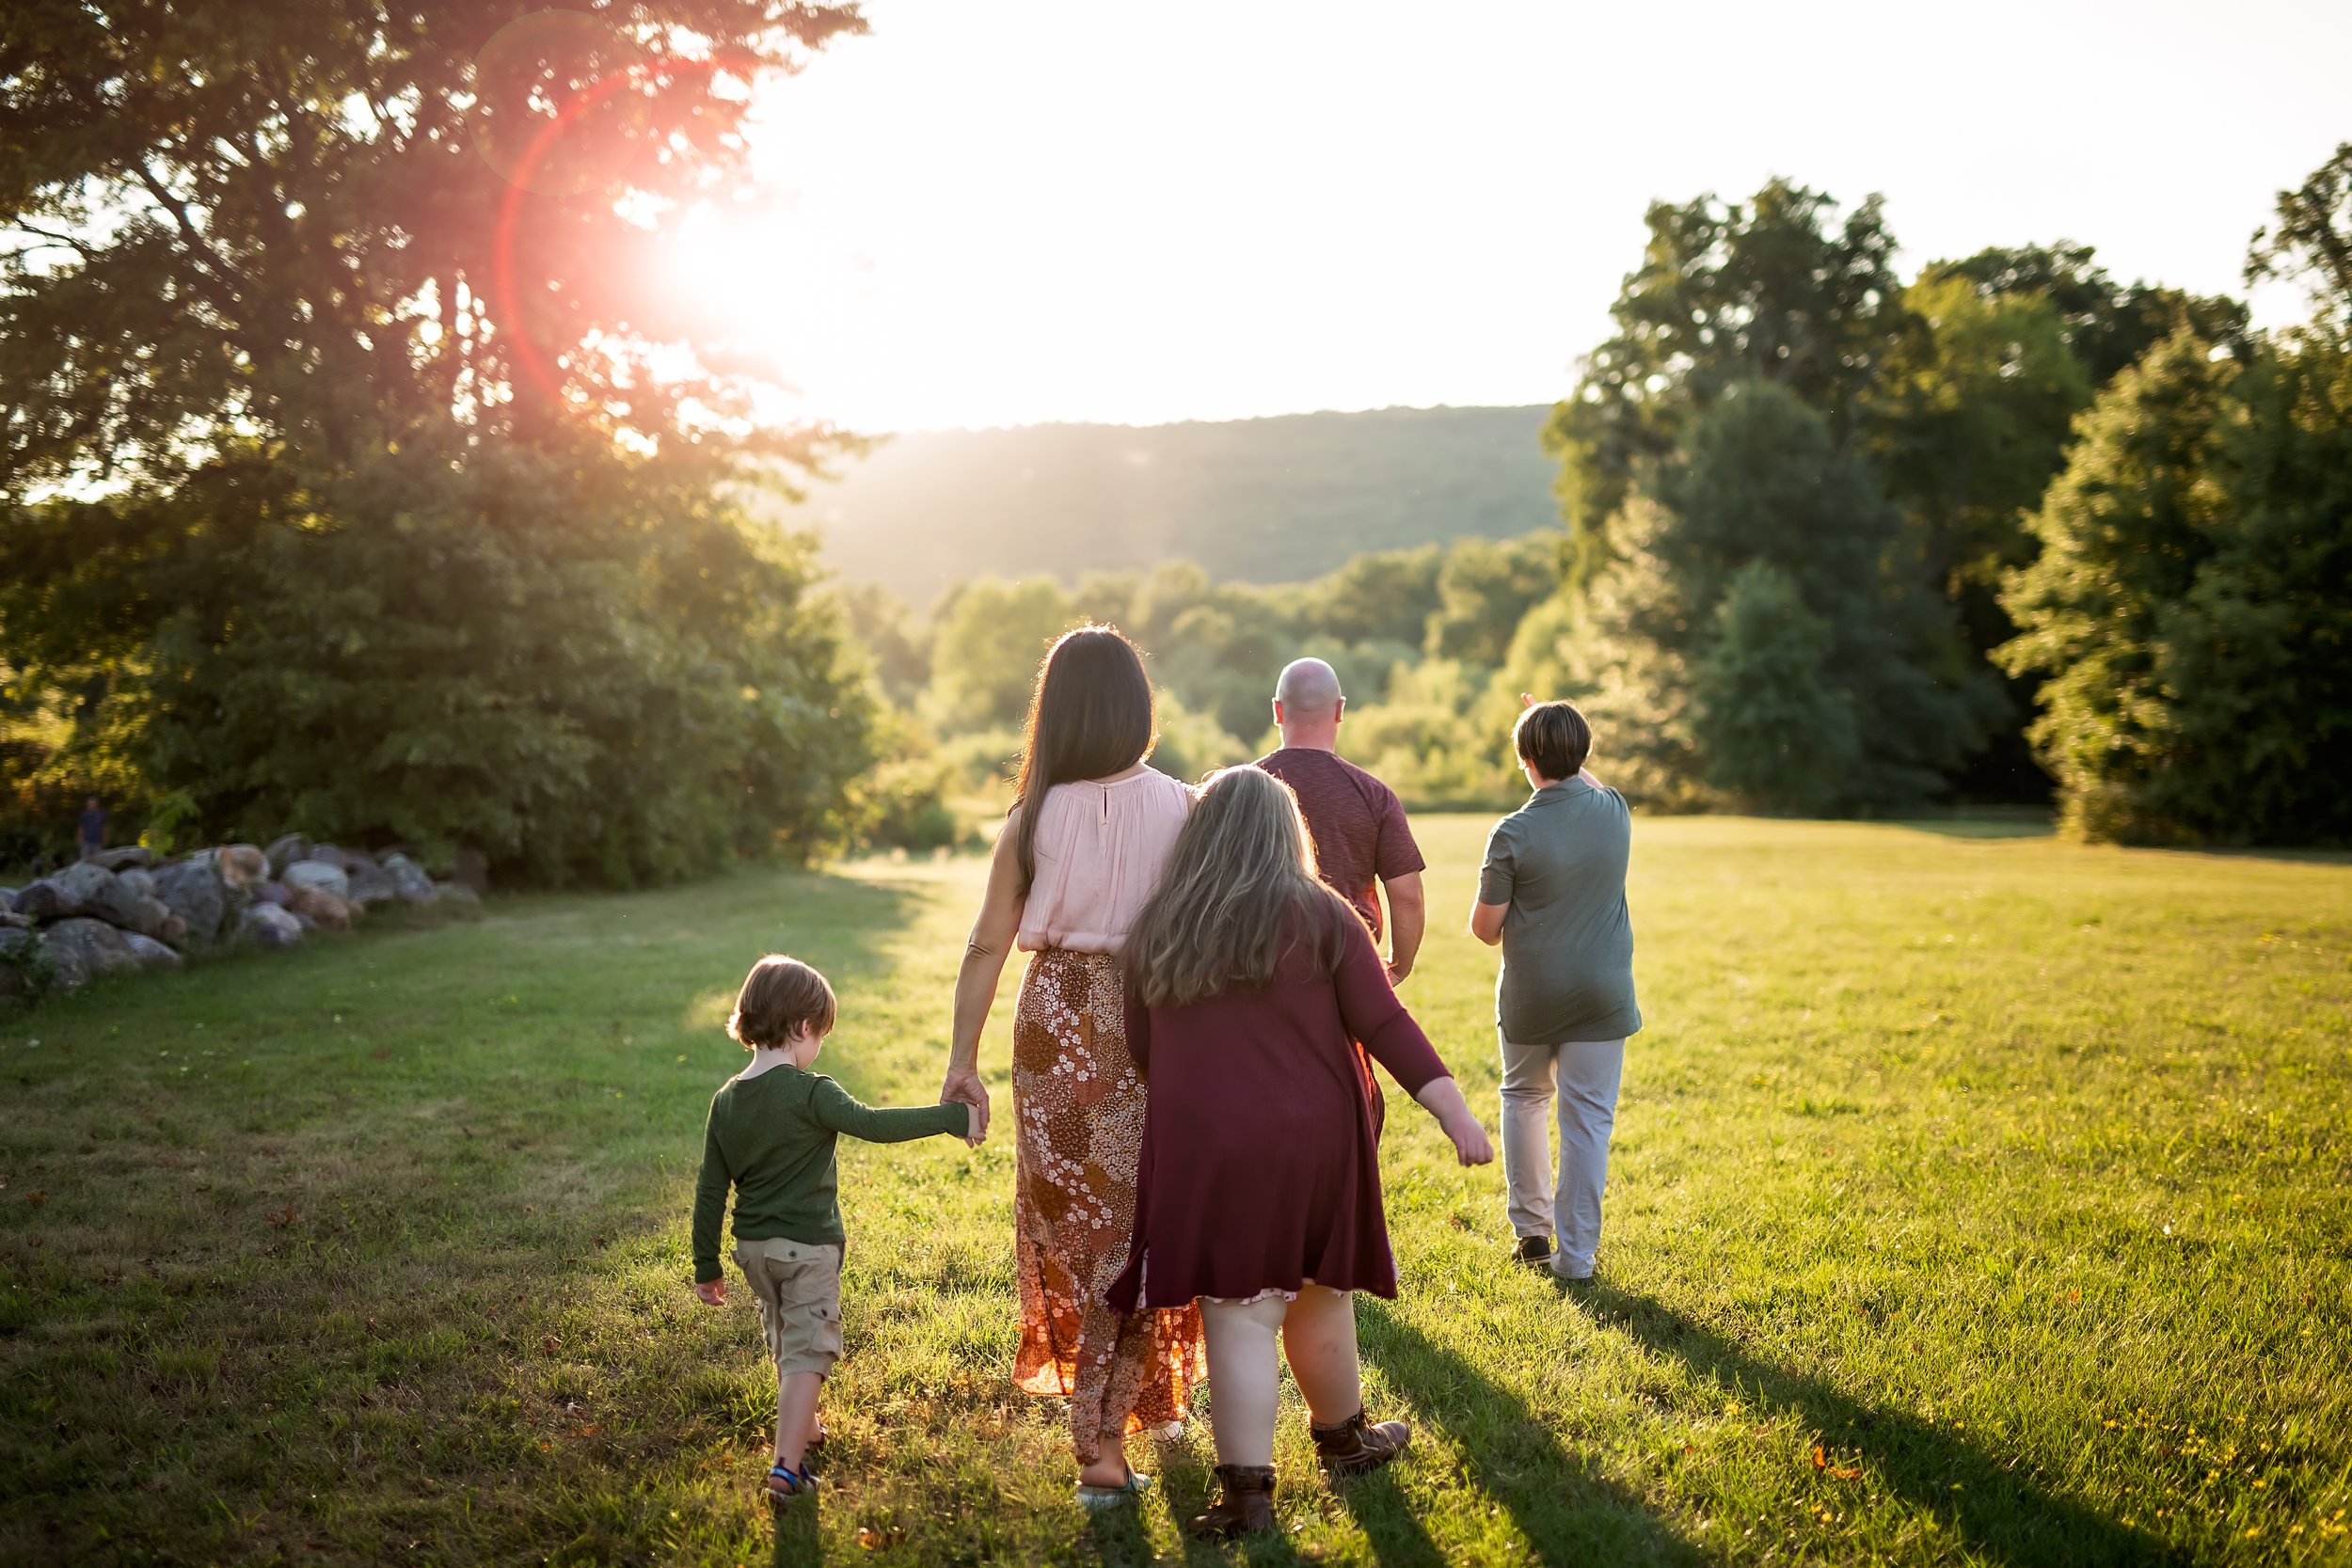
(691, 954), (969, 1500)
(1469, 699), (1642, 1284)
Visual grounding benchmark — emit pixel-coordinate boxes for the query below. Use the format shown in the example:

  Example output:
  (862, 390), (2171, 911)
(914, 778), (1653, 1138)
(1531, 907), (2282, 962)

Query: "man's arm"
(1381, 871), (1425, 981)
(1470, 900), (1507, 946)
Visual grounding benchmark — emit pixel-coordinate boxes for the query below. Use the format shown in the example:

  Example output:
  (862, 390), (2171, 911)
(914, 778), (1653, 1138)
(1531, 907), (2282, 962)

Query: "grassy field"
(3, 815), (2349, 1567)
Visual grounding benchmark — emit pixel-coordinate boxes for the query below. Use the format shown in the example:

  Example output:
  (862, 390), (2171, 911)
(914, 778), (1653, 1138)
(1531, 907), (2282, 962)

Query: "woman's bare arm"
(942, 813), (1025, 1145)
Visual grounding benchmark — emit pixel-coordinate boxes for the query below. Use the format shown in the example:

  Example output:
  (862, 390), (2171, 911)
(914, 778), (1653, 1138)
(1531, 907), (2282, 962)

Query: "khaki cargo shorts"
(733, 1237), (844, 1379)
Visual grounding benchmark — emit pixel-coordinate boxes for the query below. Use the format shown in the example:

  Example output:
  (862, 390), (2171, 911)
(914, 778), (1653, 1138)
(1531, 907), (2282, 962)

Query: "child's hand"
(694, 1279), (725, 1307)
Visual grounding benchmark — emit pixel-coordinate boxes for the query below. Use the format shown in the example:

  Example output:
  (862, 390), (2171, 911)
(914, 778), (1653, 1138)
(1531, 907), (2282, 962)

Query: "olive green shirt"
(1477, 778), (1643, 1046)
(691, 1064), (967, 1282)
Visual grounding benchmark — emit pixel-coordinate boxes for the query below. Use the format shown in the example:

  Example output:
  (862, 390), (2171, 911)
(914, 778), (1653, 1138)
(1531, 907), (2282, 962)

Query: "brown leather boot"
(1311, 1409), (1412, 1476)
(1186, 1464), (1277, 1537)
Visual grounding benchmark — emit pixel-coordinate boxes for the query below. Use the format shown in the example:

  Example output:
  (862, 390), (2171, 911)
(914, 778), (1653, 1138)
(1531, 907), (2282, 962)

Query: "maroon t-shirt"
(1255, 748), (1424, 940)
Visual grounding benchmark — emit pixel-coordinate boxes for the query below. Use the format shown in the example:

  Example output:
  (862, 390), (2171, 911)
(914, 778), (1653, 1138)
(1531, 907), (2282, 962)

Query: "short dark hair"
(1514, 700), (1592, 782)
(726, 955), (837, 1051)
(1011, 625), (1156, 891)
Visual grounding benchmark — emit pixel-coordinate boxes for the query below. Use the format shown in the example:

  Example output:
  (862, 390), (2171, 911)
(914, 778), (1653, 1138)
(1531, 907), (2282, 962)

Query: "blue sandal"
(766, 1462), (815, 1500)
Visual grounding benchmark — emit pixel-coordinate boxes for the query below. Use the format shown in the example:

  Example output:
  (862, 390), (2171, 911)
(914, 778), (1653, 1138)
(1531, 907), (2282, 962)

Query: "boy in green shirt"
(691, 954), (970, 1499)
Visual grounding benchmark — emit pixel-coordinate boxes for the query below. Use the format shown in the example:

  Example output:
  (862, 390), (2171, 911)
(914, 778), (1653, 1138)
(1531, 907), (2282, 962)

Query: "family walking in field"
(688, 626), (1641, 1538)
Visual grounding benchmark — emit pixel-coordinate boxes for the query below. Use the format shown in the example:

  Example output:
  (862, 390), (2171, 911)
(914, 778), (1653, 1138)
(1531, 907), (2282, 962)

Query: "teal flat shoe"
(1073, 1471), (1153, 1510)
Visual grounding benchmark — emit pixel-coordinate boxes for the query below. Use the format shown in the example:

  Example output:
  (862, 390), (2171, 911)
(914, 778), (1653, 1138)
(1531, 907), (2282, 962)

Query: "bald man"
(1256, 658), (1426, 983)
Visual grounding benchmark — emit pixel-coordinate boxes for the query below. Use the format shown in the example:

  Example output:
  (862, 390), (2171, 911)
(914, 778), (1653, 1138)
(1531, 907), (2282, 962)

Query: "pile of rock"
(0, 836), (479, 1000)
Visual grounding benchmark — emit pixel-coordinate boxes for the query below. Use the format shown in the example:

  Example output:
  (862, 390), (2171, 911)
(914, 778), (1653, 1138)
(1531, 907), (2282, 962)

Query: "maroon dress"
(1107, 906), (1453, 1310)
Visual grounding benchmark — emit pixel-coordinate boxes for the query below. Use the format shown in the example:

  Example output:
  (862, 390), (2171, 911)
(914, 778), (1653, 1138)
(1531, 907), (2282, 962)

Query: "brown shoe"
(1311, 1409), (1411, 1476)
(1186, 1464), (1277, 1537)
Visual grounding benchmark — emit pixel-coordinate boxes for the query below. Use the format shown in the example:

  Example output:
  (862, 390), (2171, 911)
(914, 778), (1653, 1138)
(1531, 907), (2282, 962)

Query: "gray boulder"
(56, 863), (156, 934)
(13, 879), (77, 923)
(117, 867), (157, 901)
(238, 902), (304, 950)
(308, 844), (354, 873)
(249, 880), (290, 907)
(282, 860), (351, 902)
(0, 911), (29, 930)
(92, 846), (152, 872)
(381, 852), (437, 905)
(159, 913), (187, 947)
(433, 880), (481, 906)
(42, 917), (148, 989)
(263, 833), (310, 877)
(152, 854), (230, 950)
(123, 931), (182, 972)
(0, 887), (15, 914)
(344, 863), (396, 908)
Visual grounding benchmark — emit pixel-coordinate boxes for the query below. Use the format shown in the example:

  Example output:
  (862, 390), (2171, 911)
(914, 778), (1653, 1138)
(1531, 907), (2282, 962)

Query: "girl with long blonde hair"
(1109, 766), (1491, 1538)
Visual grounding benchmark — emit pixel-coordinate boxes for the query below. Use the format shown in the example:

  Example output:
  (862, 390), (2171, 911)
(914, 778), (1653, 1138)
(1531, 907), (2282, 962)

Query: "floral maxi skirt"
(1011, 947), (1205, 1462)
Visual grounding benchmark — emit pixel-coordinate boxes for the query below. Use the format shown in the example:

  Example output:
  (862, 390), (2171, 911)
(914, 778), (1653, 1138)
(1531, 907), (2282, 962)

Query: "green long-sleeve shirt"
(691, 1063), (968, 1282)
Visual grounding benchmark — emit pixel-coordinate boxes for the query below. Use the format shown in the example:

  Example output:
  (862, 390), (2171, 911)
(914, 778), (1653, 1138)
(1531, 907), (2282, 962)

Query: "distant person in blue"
(76, 797), (107, 861)
(1468, 699), (1642, 1283)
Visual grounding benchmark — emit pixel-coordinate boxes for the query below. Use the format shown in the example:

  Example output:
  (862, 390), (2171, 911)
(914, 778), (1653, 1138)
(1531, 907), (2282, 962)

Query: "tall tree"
(1567, 383), (1995, 812)
(1541, 179), (1907, 579)
(0, 2), (877, 879)
(2000, 148), (2352, 846)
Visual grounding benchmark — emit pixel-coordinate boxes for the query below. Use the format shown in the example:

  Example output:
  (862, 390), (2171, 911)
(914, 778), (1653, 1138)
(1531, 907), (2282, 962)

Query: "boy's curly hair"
(726, 955), (837, 1051)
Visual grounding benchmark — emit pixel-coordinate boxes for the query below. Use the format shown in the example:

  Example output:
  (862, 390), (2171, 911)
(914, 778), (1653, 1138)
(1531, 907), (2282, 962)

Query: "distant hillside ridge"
(782, 404), (1561, 605)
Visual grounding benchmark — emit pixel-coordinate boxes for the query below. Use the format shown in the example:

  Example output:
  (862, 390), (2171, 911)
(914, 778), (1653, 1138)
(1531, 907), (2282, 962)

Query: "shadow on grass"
(1359, 1300), (1712, 1567)
(1582, 1282), (2158, 1568)
(771, 1489), (822, 1566)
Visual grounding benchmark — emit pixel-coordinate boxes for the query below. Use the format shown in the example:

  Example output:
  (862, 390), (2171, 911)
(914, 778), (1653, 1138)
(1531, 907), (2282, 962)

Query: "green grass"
(3, 816), (2349, 1567)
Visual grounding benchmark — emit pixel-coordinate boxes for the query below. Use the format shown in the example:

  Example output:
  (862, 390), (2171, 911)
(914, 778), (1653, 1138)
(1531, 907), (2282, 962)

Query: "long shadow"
(1581, 1282), (2164, 1568)
(1359, 1300), (1713, 1567)
(1327, 1464), (1452, 1568)
(771, 1489), (823, 1567)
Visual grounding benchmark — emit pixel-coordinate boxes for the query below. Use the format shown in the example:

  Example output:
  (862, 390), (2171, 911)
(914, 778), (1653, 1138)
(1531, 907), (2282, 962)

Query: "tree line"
(1524, 154), (2351, 841)
(859, 147), (2352, 847)
(3, 0), (2342, 871)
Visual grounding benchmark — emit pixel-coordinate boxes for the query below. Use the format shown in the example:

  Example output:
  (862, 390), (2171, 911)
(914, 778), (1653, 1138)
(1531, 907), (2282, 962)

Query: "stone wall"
(0, 837), (480, 1002)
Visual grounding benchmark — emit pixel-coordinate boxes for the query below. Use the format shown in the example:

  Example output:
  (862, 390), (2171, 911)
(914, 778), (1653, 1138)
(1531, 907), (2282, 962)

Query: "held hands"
(694, 1279), (725, 1307)
(940, 1066), (991, 1148)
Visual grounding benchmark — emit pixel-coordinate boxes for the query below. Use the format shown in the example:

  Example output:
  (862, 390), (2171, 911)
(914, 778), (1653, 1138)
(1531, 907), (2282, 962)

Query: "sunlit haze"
(656, 0), (2352, 434)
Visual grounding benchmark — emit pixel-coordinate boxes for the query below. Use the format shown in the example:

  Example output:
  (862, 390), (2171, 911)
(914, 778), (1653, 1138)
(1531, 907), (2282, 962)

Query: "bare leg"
(775, 1371), (823, 1470)
(1077, 1430), (1134, 1488)
(1279, 1284), (1364, 1426)
(1199, 1296), (1287, 1467)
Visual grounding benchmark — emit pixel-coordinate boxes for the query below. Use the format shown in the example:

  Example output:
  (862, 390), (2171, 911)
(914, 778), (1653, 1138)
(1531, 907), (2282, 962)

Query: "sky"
(656, 0), (2352, 433)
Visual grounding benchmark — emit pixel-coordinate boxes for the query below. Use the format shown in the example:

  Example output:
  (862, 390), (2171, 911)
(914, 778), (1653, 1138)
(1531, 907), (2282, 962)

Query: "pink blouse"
(1016, 767), (1193, 954)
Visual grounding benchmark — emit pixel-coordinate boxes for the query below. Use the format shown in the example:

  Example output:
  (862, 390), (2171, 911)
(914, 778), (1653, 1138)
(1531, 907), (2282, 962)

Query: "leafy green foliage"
(900, 538), (1561, 804)
(0, 1), (878, 879)
(1541, 180), (1907, 577)
(1549, 385), (1996, 813)
(4, 436), (874, 883)
(1689, 562), (1860, 814)
(2000, 326), (2352, 846)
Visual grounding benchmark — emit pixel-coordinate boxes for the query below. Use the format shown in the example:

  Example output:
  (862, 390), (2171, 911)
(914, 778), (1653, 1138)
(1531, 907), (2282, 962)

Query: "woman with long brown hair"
(936, 625), (1205, 1505)
(1108, 766), (1491, 1538)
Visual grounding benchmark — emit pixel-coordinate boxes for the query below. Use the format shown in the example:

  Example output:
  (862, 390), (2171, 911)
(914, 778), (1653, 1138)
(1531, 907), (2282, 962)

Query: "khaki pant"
(733, 1237), (844, 1380)
(1499, 1035), (1625, 1280)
